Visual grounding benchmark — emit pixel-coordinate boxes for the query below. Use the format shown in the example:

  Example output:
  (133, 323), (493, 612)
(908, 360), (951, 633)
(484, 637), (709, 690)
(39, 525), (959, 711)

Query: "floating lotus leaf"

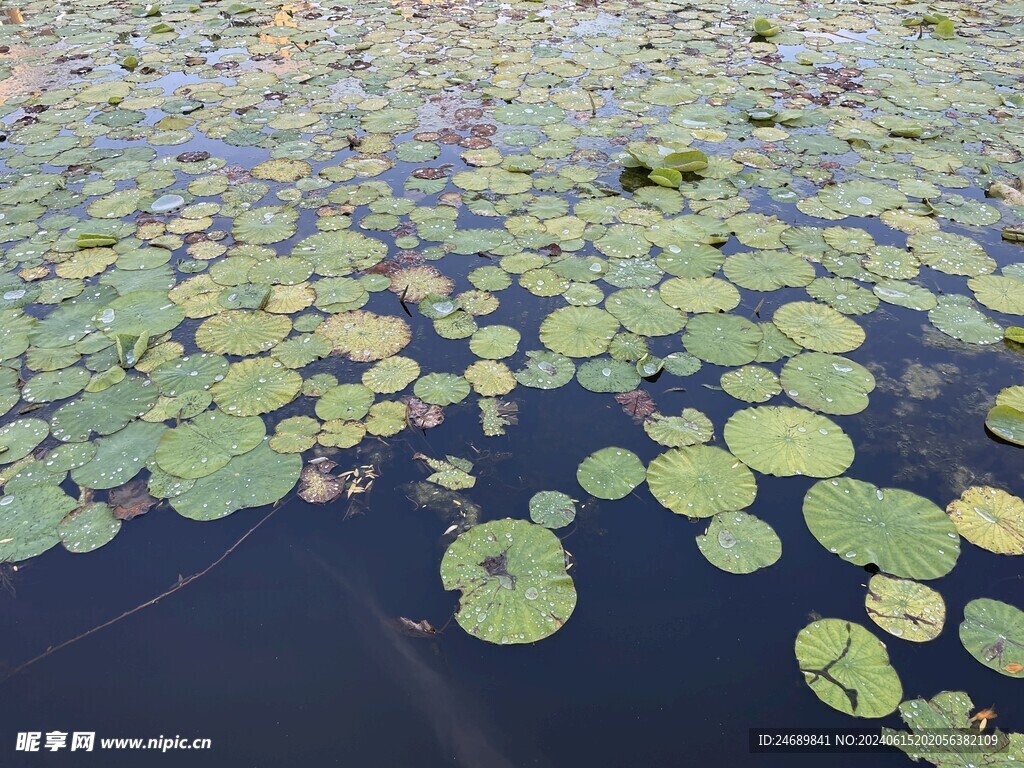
(58, 502), (121, 554)
(774, 302), (865, 353)
(968, 275), (1024, 314)
(928, 295), (1002, 345)
(959, 598), (1024, 678)
(780, 353), (876, 415)
(576, 359), (641, 393)
(576, 447), (646, 500)
(724, 251), (816, 291)
(539, 306), (619, 358)
(643, 409), (714, 447)
(0, 418), (49, 465)
(803, 477), (960, 579)
(414, 373), (471, 406)
(529, 491), (577, 529)
(150, 354), (228, 396)
(170, 442), (301, 521)
(364, 401), (408, 437)
(662, 352), (702, 376)
(470, 326), (521, 360)
(795, 619), (903, 718)
(946, 486), (1024, 555)
(804, 277), (879, 316)
(696, 511), (781, 574)
(316, 310), (411, 362)
(21, 367), (90, 403)
(865, 575), (945, 642)
(656, 243), (724, 278)
(817, 181), (908, 217)
(479, 398), (518, 437)
(464, 361), (515, 397)
(986, 404), (1024, 446)
(725, 406), (853, 478)
(211, 358), (302, 417)
(154, 411), (265, 480)
(648, 446), (757, 518)
(683, 314), (763, 366)
(440, 519), (576, 644)
(0, 486), (78, 562)
(252, 158), (310, 183)
(71, 421), (166, 490)
(909, 232), (995, 277)
(887, 691), (1020, 766)
(95, 290), (185, 338)
(873, 280), (938, 311)
(419, 453), (475, 490)
(514, 350), (576, 389)
(316, 384), (375, 422)
(720, 365), (781, 403)
(51, 376), (158, 442)
(362, 356), (420, 394)
(269, 416), (319, 455)
(862, 246), (919, 281)
(388, 265), (454, 303)
(231, 206), (299, 245)
(604, 288), (686, 336)
(660, 277), (740, 313)
(434, 310), (478, 339)
(195, 310), (291, 356)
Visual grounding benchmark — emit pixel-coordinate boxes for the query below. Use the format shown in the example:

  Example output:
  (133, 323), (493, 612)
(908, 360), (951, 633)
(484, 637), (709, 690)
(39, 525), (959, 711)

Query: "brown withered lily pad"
(297, 460), (344, 504)
(108, 478), (157, 521)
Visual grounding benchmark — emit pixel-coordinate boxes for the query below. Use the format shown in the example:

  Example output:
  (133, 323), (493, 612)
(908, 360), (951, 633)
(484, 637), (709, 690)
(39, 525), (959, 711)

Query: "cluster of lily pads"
(0, 0), (1023, 754)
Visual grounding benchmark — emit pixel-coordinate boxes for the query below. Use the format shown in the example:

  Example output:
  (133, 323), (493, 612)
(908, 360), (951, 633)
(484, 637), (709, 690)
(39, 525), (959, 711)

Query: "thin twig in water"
(1, 503), (283, 684)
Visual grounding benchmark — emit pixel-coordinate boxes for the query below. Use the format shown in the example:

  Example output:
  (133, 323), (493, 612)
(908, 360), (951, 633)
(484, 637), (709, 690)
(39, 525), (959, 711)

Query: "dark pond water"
(2, 3), (1024, 766)
(2, 198), (1023, 766)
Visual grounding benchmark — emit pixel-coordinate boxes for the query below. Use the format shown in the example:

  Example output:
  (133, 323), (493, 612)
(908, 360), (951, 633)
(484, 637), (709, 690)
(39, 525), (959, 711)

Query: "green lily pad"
(316, 310), (411, 361)
(414, 373), (471, 405)
(154, 411), (265, 479)
(58, 502), (121, 554)
(803, 477), (960, 579)
(0, 418), (49, 465)
(71, 421), (166, 489)
(696, 511), (781, 574)
(170, 442), (301, 521)
(774, 302), (865, 353)
(576, 359), (641, 393)
(605, 288), (686, 336)
(211, 358), (302, 417)
(683, 314), (763, 366)
(795, 619), (903, 718)
(316, 384), (375, 421)
(660, 277), (740, 313)
(150, 354), (228, 396)
(440, 518), (577, 644)
(959, 598), (1024, 678)
(648, 446), (757, 518)
(724, 250), (816, 292)
(514, 350), (576, 389)
(22, 367), (91, 403)
(780, 353), (876, 415)
(51, 376), (158, 441)
(0, 486), (78, 562)
(725, 406), (854, 478)
(470, 326), (521, 360)
(529, 491), (577, 529)
(946, 486), (1024, 555)
(720, 365), (781, 403)
(929, 295), (1002, 345)
(539, 306), (619, 358)
(576, 447), (646, 500)
(865, 574), (945, 642)
(985, 404), (1024, 446)
(643, 409), (714, 447)
(195, 310), (291, 356)
(362, 356), (420, 394)
(419, 454), (475, 490)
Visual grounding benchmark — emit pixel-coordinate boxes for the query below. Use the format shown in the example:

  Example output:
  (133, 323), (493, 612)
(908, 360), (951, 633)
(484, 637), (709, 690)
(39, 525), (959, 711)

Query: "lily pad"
(316, 310), (411, 362)
(774, 302), (865, 353)
(725, 406), (854, 478)
(648, 446), (757, 518)
(0, 486), (78, 562)
(946, 486), (1024, 555)
(170, 442), (301, 521)
(154, 411), (265, 479)
(959, 598), (1024, 678)
(211, 358), (302, 417)
(529, 491), (577, 529)
(683, 314), (763, 366)
(803, 477), (960, 579)
(795, 619), (903, 718)
(576, 447), (646, 500)
(696, 511), (781, 574)
(440, 519), (577, 644)
(780, 353), (876, 415)
(539, 306), (619, 358)
(865, 575), (945, 642)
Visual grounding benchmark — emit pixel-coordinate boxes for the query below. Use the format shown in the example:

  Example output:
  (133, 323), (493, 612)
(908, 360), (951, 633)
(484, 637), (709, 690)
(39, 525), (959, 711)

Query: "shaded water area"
(1, 0), (1024, 765)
